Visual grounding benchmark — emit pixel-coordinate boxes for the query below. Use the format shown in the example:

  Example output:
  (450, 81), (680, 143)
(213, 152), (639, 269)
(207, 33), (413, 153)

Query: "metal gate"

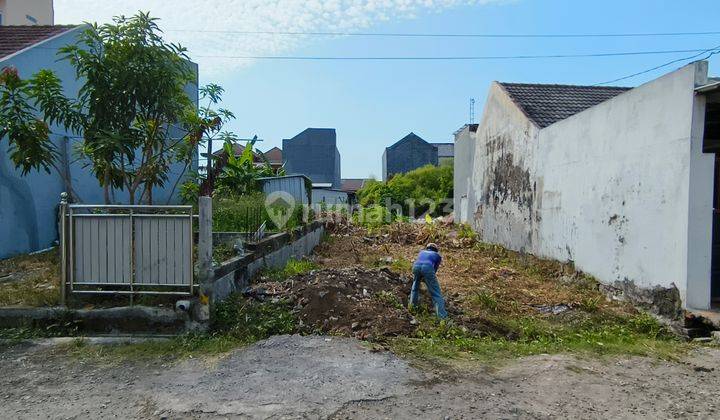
(60, 200), (194, 299)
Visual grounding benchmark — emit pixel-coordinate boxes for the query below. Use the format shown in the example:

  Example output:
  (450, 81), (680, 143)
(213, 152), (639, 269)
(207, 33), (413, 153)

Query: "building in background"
(340, 178), (370, 205)
(311, 187), (348, 206)
(432, 142), (455, 166)
(0, 25), (198, 259)
(262, 146), (283, 172)
(454, 62), (720, 313)
(382, 132), (438, 181)
(283, 128), (341, 188)
(0, 0), (54, 25)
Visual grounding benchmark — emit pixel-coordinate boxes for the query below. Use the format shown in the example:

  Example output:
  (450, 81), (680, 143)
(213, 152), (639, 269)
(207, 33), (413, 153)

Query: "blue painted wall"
(282, 128), (341, 188)
(0, 27), (198, 258)
(382, 132), (438, 181)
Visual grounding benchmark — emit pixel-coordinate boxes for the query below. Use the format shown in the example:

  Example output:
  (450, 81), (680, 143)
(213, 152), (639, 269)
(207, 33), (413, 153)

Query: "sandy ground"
(1, 335), (719, 419)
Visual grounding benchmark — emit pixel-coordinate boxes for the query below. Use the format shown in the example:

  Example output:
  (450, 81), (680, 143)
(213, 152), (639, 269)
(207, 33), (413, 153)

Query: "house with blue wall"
(0, 25), (198, 258)
(282, 128), (341, 188)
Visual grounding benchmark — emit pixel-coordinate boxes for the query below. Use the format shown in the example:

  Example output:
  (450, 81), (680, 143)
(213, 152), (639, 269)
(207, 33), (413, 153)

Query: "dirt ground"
(1, 335), (719, 419)
(2, 224), (720, 418)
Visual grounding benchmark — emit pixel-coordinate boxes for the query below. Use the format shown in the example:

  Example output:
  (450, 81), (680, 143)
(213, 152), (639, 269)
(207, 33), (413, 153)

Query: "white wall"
(1, 0), (53, 25)
(462, 62), (713, 309)
(453, 125), (475, 223)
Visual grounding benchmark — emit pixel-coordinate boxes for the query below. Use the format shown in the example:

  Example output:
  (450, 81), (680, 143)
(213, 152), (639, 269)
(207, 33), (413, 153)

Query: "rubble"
(248, 267), (417, 340)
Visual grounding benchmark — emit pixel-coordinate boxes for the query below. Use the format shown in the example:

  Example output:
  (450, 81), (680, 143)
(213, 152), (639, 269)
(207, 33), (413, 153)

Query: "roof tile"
(499, 82), (631, 128)
(0, 25), (78, 60)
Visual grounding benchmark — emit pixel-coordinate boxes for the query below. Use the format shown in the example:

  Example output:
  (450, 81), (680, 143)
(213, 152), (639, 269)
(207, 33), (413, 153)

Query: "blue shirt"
(414, 249), (442, 271)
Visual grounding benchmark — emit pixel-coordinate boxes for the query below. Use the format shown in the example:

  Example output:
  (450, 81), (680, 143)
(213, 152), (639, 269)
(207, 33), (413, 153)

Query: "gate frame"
(59, 194), (195, 304)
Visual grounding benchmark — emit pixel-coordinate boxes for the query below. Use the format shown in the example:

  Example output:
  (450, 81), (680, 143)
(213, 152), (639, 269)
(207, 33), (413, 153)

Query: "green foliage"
(374, 290), (404, 309)
(0, 13), (233, 204)
(357, 164), (453, 217)
(65, 296), (296, 360)
(262, 258), (319, 281)
(391, 311), (685, 364)
(213, 138), (282, 197)
(212, 192), (310, 233)
(213, 192), (267, 232)
(471, 290), (498, 311)
(211, 294), (296, 341)
(351, 205), (400, 229)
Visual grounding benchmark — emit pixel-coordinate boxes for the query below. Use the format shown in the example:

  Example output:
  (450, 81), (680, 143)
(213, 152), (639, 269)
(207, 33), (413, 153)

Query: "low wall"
(211, 221), (325, 302)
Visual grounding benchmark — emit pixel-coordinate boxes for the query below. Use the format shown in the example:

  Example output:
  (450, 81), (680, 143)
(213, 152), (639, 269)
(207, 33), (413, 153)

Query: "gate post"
(197, 195), (214, 321)
(58, 192), (68, 306)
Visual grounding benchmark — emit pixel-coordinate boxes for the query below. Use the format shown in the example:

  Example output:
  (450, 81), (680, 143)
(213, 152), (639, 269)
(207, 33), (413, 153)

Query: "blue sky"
(58, 0), (720, 178)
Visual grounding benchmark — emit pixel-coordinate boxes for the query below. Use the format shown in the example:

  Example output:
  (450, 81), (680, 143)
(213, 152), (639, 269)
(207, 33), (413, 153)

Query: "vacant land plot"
(1, 222), (717, 418)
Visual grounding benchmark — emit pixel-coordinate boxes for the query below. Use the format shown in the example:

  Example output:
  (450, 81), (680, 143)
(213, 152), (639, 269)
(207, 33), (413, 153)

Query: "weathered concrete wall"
(461, 63), (712, 311)
(0, 28), (198, 259)
(212, 222), (325, 302)
(468, 82), (541, 252)
(453, 125), (477, 224)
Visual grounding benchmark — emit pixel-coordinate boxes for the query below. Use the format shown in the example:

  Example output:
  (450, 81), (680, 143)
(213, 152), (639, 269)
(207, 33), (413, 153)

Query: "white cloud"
(55, 0), (505, 79)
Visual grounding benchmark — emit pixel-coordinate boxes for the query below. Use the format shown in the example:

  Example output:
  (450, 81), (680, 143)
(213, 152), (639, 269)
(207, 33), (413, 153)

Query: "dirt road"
(1, 335), (718, 419)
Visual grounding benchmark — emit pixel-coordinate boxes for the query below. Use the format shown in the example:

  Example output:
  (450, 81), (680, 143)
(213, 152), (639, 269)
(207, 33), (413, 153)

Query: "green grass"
(261, 258), (319, 282)
(64, 294), (296, 361)
(213, 243), (238, 264)
(388, 311), (689, 365)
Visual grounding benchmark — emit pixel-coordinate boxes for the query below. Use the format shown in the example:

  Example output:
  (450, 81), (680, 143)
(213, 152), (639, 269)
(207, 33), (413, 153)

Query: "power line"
(164, 28), (720, 39)
(594, 44), (720, 85)
(192, 48), (719, 61)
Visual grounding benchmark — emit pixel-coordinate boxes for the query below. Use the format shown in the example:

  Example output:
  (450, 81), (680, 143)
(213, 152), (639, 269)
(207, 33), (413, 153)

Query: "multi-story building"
(0, 0), (54, 26)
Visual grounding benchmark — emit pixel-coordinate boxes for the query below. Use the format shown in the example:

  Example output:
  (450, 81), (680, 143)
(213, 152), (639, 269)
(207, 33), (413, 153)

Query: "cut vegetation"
(58, 221), (690, 365)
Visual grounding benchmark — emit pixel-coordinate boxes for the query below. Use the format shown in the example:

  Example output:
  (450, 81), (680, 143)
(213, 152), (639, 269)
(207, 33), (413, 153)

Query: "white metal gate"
(60, 202), (194, 298)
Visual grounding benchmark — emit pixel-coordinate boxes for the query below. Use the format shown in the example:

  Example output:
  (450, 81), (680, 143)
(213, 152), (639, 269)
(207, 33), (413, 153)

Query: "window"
(0, 13), (3, 25)
(26, 14), (37, 24)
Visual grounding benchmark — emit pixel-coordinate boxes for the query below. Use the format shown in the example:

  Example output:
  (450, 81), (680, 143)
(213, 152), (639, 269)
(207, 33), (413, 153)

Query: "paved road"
(1, 335), (718, 419)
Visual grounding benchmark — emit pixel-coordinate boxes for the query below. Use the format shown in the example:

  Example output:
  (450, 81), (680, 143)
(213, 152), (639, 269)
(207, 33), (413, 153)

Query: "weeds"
(390, 310), (686, 364)
(262, 258), (319, 281)
(471, 290), (498, 311)
(66, 295), (296, 361)
(213, 243), (238, 264)
(375, 290), (404, 309)
(0, 248), (60, 307)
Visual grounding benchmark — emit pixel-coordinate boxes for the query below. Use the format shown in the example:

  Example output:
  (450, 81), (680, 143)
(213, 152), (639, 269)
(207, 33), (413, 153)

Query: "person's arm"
(434, 254), (442, 272)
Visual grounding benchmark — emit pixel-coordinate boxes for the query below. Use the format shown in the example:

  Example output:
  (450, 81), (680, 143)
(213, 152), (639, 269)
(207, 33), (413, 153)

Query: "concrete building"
(0, 0), (54, 25)
(283, 128), (341, 188)
(311, 187), (348, 206)
(454, 62), (720, 314)
(0, 25), (198, 259)
(382, 132), (438, 181)
(432, 142), (455, 166)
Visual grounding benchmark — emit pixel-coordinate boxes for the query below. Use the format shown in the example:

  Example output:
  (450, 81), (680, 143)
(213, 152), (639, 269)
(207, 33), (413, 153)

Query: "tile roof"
(340, 178), (369, 193)
(0, 25), (78, 60)
(499, 82), (631, 128)
(263, 146), (283, 163)
(212, 143), (263, 162)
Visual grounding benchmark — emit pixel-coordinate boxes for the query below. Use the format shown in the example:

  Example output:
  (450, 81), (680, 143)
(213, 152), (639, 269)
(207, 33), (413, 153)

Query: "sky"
(56, 0), (720, 178)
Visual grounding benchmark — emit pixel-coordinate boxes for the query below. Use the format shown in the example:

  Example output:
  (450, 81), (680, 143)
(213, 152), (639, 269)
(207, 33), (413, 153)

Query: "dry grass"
(315, 231), (632, 320)
(314, 224), (687, 362)
(0, 248), (61, 307)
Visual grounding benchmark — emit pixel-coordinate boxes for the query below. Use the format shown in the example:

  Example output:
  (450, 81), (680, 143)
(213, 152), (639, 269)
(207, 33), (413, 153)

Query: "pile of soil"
(249, 267), (417, 340)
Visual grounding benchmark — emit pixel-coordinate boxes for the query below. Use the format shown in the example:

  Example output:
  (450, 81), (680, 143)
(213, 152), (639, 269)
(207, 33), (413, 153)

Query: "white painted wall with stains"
(457, 62), (714, 310)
